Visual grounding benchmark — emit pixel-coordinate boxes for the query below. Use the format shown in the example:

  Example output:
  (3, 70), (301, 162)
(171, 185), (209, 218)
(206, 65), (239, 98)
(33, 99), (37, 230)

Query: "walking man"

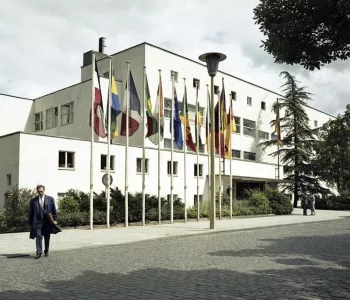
(28, 184), (60, 259)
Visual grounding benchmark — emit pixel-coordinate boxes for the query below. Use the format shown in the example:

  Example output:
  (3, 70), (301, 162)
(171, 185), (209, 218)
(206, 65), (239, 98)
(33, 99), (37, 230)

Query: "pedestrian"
(309, 193), (316, 216)
(28, 184), (61, 259)
(302, 194), (308, 216)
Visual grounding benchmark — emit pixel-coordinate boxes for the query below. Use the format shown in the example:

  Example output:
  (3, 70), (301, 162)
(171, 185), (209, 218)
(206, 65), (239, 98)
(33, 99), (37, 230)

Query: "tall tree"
(259, 71), (325, 207)
(253, 0), (350, 70)
(312, 105), (350, 194)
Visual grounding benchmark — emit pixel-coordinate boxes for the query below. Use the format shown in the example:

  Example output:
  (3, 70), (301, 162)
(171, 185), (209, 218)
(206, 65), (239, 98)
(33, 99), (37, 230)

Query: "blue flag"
(173, 87), (183, 149)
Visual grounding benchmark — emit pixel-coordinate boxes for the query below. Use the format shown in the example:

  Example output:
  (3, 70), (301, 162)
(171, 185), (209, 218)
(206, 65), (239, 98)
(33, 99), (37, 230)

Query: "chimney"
(98, 37), (106, 53)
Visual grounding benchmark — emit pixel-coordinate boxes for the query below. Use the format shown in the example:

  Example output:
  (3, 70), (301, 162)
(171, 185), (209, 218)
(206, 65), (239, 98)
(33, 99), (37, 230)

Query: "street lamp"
(199, 52), (226, 229)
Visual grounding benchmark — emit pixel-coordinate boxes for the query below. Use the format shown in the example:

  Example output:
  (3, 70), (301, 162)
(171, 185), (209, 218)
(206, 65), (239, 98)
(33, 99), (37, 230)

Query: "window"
(170, 70), (178, 82)
(164, 98), (180, 119)
(46, 107), (58, 129)
(103, 70), (114, 78)
(100, 155), (115, 171)
(167, 161), (178, 175)
(136, 158), (149, 174)
(243, 151), (256, 161)
(6, 174), (11, 186)
(247, 97), (252, 106)
(58, 151), (75, 169)
(61, 102), (74, 125)
(271, 133), (278, 141)
(194, 195), (203, 206)
(34, 112), (43, 131)
(214, 85), (220, 94)
(231, 91), (236, 101)
(194, 164), (203, 177)
(234, 116), (241, 133)
(258, 130), (269, 140)
(261, 101), (266, 110)
(314, 120), (318, 127)
(166, 194), (179, 204)
(243, 119), (256, 137)
(164, 138), (183, 150)
(57, 193), (66, 199)
(193, 78), (200, 89)
(232, 149), (240, 158)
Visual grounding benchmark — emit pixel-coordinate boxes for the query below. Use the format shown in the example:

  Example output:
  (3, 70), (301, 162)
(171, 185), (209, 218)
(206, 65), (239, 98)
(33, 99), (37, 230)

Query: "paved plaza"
(0, 211), (349, 299)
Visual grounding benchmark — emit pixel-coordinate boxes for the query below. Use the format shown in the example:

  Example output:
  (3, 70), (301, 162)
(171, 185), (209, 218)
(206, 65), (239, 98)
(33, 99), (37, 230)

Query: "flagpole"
(195, 81), (200, 221)
(206, 84), (210, 211)
(106, 57), (112, 228)
(218, 88), (222, 220)
(170, 73), (175, 224)
(183, 78), (187, 223)
(142, 65), (146, 226)
(277, 98), (280, 180)
(229, 94), (233, 219)
(125, 61), (130, 227)
(158, 70), (162, 224)
(89, 53), (95, 231)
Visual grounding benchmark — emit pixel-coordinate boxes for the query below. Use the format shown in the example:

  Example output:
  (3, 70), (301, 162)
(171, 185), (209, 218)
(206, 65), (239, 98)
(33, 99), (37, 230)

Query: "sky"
(1, 0), (349, 117)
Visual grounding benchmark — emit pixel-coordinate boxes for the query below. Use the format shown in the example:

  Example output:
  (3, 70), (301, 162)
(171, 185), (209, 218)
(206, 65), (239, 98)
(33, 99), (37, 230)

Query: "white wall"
(0, 94), (33, 136)
(0, 133), (20, 206)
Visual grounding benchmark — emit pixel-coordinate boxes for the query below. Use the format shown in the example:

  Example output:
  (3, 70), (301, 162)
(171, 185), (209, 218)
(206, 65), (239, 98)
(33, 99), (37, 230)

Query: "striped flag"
(195, 102), (203, 151)
(145, 73), (158, 141)
(224, 101), (236, 158)
(109, 75), (121, 140)
(180, 84), (196, 152)
(206, 87), (211, 153)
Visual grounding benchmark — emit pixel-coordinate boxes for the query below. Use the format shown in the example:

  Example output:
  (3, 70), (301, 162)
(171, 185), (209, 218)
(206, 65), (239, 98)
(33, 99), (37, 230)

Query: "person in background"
(309, 192), (316, 216)
(302, 193), (308, 216)
(28, 184), (59, 259)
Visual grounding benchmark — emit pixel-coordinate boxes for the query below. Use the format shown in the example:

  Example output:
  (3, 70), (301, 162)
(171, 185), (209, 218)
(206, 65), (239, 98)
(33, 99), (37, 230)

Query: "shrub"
(58, 196), (80, 212)
(0, 210), (7, 233)
(4, 187), (36, 231)
(246, 189), (271, 215)
(316, 193), (350, 210)
(58, 210), (88, 227)
(263, 186), (293, 215)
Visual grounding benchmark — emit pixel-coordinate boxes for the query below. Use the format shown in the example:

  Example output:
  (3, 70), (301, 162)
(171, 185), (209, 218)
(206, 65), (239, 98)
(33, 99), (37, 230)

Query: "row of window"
(34, 102), (74, 131)
(58, 148), (257, 174)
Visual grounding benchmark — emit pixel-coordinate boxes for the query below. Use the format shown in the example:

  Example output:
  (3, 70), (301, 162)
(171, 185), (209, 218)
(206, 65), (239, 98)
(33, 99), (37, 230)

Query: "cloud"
(0, 0), (349, 116)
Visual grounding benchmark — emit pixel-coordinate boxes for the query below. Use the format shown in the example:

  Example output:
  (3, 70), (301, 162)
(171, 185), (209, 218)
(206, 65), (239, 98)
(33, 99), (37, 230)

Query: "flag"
(274, 100), (282, 146)
(195, 102), (203, 151)
(89, 59), (107, 138)
(172, 87), (183, 149)
(224, 102), (236, 158)
(214, 84), (227, 157)
(206, 87), (211, 153)
(148, 74), (164, 145)
(180, 85), (196, 152)
(109, 75), (121, 140)
(144, 73), (158, 141)
(120, 71), (141, 137)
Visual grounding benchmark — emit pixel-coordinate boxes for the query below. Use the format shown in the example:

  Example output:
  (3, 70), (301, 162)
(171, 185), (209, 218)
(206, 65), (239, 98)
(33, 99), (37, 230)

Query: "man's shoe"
(44, 252), (49, 257)
(35, 253), (42, 259)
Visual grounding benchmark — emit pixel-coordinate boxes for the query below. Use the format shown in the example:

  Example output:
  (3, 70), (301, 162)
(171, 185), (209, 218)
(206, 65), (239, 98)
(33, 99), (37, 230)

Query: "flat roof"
(0, 93), (33, 101)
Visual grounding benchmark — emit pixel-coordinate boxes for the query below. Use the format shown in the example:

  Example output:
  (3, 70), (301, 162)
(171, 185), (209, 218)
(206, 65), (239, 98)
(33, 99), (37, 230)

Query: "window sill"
(243, 134), (255, 138)
(136, 172), (149, 175)
(167, 174), (179, 177)
(101, 170), (116, 173)
(193, 176), (204, 178)
(58, 167), (75, 171)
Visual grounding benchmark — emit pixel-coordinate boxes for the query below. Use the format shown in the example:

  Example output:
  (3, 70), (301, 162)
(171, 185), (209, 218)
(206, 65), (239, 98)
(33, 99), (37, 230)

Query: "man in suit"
(28, 184), (58, 259)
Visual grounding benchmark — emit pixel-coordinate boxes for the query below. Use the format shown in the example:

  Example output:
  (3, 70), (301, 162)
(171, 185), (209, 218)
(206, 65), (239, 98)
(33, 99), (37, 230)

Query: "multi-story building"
(0, 40), (335, 207)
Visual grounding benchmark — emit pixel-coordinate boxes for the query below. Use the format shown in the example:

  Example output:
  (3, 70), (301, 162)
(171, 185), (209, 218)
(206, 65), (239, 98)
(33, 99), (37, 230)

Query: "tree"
(259, 71), (326, 207)
(253, 0), (350, 70)
(312, 105), (350, 193)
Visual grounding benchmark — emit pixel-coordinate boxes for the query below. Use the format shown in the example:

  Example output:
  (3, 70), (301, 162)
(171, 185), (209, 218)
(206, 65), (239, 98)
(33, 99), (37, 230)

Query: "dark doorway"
(236, 181), (265, 200)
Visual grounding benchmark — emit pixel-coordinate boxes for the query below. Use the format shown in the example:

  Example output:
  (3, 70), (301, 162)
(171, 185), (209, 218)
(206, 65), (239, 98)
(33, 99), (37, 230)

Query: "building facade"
(0, 42), (335, 207)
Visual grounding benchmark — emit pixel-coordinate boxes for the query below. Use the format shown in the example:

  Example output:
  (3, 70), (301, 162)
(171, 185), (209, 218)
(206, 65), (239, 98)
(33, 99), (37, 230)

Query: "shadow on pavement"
(0, 231), (349, 299)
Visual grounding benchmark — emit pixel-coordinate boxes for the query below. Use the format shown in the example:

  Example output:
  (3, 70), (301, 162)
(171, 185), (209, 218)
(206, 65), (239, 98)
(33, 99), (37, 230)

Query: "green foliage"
(258, 72), (326, 207)
(263, 186), (293, 215)
(58, 196), (80, 212)
(253, 0), (350, 70)
(4, 187), (36, 230)
(312, 105), (350, 194)
(315, 193), (350, 211)
(0, 210), (7, 233)
(246, 189), (271, 214)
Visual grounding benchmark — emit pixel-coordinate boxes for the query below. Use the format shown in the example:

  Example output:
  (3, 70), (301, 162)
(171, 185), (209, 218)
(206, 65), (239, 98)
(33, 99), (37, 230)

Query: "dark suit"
(28, 195), (58, 254)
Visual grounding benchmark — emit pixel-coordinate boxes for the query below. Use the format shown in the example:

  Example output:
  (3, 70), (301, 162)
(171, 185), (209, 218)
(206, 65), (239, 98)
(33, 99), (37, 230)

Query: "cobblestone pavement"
(0, 219), (349, 300)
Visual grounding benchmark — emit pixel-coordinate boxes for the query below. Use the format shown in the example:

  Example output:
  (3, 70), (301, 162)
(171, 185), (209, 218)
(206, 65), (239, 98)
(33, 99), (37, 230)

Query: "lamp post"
(199, 52), (226, 229)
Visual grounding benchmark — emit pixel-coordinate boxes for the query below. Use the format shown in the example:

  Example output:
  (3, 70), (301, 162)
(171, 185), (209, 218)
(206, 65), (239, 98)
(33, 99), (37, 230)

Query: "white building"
(0, 41), (335, 207)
